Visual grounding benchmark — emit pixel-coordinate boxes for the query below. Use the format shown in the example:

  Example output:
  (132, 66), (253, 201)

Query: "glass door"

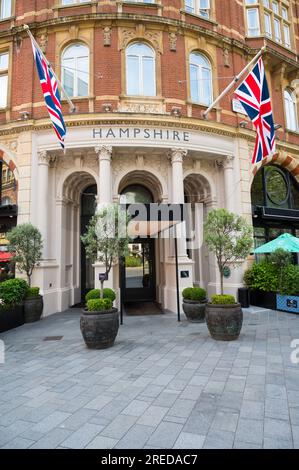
(122, 239), (155, 302)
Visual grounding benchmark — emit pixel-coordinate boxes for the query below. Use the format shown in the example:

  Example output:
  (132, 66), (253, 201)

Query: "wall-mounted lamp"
(19, 111), (30, 120)
(102, 103), (112, 113)
(239, 121), (248, 128)
(171, 106), (182, 117)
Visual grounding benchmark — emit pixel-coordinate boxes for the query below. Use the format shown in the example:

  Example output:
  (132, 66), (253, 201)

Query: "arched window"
(189, 52), (212, 106)
(61, 43), (89, 98)
(284, 89), (298, 131)
(120, 185), (154, 204)
(126, 43), (156, 97)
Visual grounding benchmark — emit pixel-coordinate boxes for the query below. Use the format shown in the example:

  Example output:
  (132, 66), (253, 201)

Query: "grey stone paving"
(1, 307), (299, 449)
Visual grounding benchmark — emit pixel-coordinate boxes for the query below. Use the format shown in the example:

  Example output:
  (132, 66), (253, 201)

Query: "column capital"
(168, 148), (188, 164)
(223, 155), (235, 170)
(38, 151), (56, 166)
(95, 145), (113, 162)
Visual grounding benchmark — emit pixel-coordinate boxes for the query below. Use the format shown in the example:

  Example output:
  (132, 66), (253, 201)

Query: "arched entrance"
(251, 164), (299, 255)
(184, 172), (213, 290)
(120, 184), (156, 303)
(60, 171), (97, 306)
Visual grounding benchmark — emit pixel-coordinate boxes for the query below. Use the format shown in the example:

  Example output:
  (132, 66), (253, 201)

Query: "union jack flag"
(235, 58), (276, 165)
(31, 39), (66, 149)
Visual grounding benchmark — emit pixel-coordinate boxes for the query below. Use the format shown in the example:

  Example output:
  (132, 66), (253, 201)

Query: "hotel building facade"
(0, 0), (298, 315)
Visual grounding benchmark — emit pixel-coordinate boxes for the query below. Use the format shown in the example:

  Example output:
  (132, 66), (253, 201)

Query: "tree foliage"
(204, 209), (253, 295)
(81, 204), (131, 298)
(6, 224), (43, 287)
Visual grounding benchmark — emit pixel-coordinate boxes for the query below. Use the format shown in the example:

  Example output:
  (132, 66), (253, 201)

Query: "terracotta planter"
(182, 299), (207, 323)
(80, 308), (119, 349)
(24, 295), (44, 323)
(205, 303), (243, 341)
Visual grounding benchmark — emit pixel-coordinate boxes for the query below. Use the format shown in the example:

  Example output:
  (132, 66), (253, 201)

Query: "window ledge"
(0, 16), (15, 24)
(118, 1), (162, 8)
(285, 128), (299, 136)
(245, 35), (295, 54)
(61, 95), (94, 102)
(187, 99), (214, 109)
(180, 10), (217, 26)
(53, 1), (96, 11)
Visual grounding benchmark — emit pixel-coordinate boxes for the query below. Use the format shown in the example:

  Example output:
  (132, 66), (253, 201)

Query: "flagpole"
(23, 24), (76, 113)
(202, 46), (266, 119)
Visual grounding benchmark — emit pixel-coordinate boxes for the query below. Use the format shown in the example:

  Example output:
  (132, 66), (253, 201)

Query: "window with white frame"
(0, 52), (9, 108)
(185, 0), (210, 19)
(189, 52), (212, 106)
(245, 1), (292, 48)
(61, 43), (89, 97)
(126, 43), (156, 97)
(0, 0), (11, 19)
(284, 89), (298, 131)
(61, 0), (90, 5)
(123, 1), (155, 3)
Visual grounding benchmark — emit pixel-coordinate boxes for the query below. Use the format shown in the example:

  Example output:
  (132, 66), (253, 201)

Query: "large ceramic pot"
(205, 303), (243, 341)
(24, 295), (44, 323)
(80, 308), (119, 349)
(0, 304), (24, 333)
(182, 299), (207, 323)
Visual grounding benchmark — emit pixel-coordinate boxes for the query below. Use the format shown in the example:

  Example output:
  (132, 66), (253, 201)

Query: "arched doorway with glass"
(120, 184), (156, 303)
(80, 184), (97, 300)
(251, 164), (299, 261)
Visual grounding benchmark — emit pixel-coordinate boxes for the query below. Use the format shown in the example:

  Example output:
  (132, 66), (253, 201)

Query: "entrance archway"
(60, 171), (97, 306)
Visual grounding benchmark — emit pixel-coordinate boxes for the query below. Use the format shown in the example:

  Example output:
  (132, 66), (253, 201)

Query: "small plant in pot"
(204, 209), (253, 341)
(6, 224), (44, 323)
(80, 204), (131, 349)
(182, 287), (207, 323)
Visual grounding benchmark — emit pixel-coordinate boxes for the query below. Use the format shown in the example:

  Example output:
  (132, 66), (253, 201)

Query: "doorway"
(121, 238), (156, 302)
(80, 184), (97, 300)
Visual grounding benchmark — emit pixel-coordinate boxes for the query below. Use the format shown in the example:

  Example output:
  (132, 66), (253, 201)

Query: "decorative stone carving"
(119, 27), (163, 53)
(37, 33), (48, 53)
(118, 102), (163, 114)
(223, 48), (230, 67)
(223, 155), (235, 169)
(169, 32), (177, 52)
(169, 148), (188, 164)
(38, 151), (56, 166)
(95, 145), (113, 162)
(103, 27), (112, 47)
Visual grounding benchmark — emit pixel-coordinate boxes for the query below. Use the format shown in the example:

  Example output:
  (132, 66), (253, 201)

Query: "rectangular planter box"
(249, 290), (277, 310)
(0, 304), (24, 333)
(276, 294), (299, 314)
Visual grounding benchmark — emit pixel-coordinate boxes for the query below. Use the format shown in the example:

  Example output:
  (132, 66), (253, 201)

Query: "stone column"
(95, 145), (113, 206)
(223, 155), (235, 213)
(37, 151), (55, 259)
(169, 148), (188, 259)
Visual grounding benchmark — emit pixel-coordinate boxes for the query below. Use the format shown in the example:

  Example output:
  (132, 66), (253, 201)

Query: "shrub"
(87, 298), (113, 312)
(182, 287), (206, 302)
(280, 265), (299, 296)
(85, 288), (116, 302)
(26, 287), (40, 299)
(125, 256), (142, 267)
(243, 262), (279, 292)
(211, 294), (236, 305)
(0, 278), (29, 307)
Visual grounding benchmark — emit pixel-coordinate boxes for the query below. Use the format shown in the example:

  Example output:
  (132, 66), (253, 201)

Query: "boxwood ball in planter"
(80, 297), (119, 349)
(24, 287), (44, 323)
(205, 295), (243, 341)
(0, 278), (29, 333)
(182, 287), (207, 323)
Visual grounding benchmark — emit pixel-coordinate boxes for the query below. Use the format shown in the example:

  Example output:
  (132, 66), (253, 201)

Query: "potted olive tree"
(7, 224), (44, 323)
(204, 209), (253, 341)
(81, 204), (130, 349)
(182, 287), (207, 323)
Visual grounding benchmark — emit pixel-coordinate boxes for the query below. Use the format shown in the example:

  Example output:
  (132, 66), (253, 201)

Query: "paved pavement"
(0, 307), (299, 449)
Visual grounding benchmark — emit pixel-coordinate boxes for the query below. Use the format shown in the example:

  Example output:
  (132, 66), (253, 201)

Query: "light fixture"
(274, 123), (282, 130)
(239, 121), (248, 128)
(19, 111), (30, 120)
